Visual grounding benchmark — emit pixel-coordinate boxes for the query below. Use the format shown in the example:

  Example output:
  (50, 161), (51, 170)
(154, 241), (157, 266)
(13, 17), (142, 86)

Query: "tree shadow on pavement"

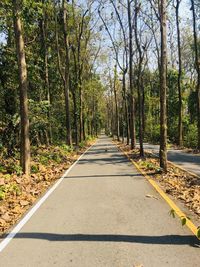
(13, 233), (200, 248)
(66, 174), (142, 179)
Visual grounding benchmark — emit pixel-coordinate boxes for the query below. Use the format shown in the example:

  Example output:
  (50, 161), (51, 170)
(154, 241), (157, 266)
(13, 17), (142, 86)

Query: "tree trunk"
(79, 79), (83, 142)
(62, 0), (72, 146)
(134, 0), (144, 157)
(113, 65), (120, 141)
(40, 2), (52, 144)
(159, 0), (168, 171)
(175, 0), (183, 147)
(191, 0), (200, 149)
(127, 0), (136, 149)
(122, 72), (130, 145)
(12, 0), (30, 175)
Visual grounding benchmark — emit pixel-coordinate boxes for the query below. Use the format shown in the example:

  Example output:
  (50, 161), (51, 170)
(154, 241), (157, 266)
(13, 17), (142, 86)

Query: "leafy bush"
(31, 164), (39, 173)
(38, 155), (49, 165)
(51, 153), (62, 164)
(184, 123), (198, 148)
(6, 164), (23, 175)
(60, 144), (74, 153)
(79, 141), (86, 149)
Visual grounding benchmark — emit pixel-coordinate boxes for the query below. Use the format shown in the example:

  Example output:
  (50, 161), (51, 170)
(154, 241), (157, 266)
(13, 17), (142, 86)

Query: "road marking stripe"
(115, 142), (199, 239)
(0, 142), (96, 253)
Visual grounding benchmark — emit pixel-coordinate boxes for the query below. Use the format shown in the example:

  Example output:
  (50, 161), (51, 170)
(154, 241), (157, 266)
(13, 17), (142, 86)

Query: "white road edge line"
(0, 141), (96, 253)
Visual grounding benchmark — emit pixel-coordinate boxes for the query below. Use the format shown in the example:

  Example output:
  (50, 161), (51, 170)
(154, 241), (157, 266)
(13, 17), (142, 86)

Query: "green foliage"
(197, 227), (200, 239)
(181, 217), (187, 226)
(169, 209), (176, 218)
(79, 141), (87, 149)
(184, 124), (198, 148)
(0, 164), (7, 173)
(60, 144), (74, 153)
(0, 188), (6, 200)
(6, 164), (23, 176)
(8, 183), (21, 196)
(38, 155), (49, 166)
(51, 153), (62, 164)
(31, 164), (39, 174)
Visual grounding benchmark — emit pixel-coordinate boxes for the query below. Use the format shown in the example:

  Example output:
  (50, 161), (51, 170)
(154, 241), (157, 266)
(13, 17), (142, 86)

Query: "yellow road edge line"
(114, 141), (199, 239)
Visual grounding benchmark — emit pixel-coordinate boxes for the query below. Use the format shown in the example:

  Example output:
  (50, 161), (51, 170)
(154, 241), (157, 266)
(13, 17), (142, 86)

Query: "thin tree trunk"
(40, 3), (52, 144)
(62, 0), (72, 146)
(191, 0), (200, 149)
(79, 79), (83, 142)
(71, 48), (79, 145)
(134, 0), (144, 157)
(122, 72), (130, 145)
(127, 0), (136, 149)
(113, 65), (120, 141)
(159, 0), (168, 171)
(12, 0), (30, 175)
(175, 0), (183, 147)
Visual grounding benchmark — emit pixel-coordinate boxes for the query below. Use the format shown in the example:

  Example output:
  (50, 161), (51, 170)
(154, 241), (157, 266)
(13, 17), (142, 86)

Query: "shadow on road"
(66, 174), (142, 179)
(13, 233), (200, 247)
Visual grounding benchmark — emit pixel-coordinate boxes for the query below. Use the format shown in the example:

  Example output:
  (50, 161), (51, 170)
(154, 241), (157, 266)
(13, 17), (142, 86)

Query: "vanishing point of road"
(0, 136), (199, 266)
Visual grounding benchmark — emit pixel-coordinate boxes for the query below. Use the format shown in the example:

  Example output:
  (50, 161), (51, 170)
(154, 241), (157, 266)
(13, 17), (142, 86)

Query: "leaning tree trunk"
(62, 0), (72, 146)
(191, 0), (200, 149)
(176, 0), (183, 147)
(12, 0), (30, 175)
(159, 0), (168, 172)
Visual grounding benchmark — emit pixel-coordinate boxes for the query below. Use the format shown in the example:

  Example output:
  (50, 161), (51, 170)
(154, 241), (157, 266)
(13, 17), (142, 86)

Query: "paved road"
(0, 136), (199, 266)
(141, 143), (200, 176)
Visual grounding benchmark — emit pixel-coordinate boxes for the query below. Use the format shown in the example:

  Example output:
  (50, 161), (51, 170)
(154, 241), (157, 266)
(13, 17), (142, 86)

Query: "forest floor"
(0, 138), (95, 236)
(115, 141), (200, 226)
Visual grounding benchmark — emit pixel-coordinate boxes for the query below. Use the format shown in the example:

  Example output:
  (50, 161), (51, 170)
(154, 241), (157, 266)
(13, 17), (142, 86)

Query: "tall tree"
(175, 0), (183, 147)
(12, 0), (30, 175)
(159, 0), (168, 171)
(134, 0), (144, 157)
(127, 0), (136, 149)
(62, 0), (72, 146)
(191, 0), (200, 149)
(40, 0), (52, 144)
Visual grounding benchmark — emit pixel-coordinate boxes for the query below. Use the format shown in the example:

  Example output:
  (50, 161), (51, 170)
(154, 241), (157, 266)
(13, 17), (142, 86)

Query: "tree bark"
(127, 0), (136, 149)
(134, 0), (144, 157)
(12, 0), (30, 175)
(175, 0), (183, 147)
(191, 0), (200, 149)
(62, 0), (72, 146)
(40, 2), (52, 144)
(122, 72), (130, 145)
(159, 0), (168, 171)
(113, 65), (120, 141)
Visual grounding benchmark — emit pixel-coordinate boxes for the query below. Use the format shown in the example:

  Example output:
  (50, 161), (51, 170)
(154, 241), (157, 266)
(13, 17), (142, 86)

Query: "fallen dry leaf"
(0, 178), (5, 185)
(146, 194), (158, 200)
(20, 200), (29, 206)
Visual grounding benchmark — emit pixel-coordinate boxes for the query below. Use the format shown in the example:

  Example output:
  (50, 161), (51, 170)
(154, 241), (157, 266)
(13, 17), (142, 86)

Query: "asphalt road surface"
(141, 143), (200, 177)
(0, 136), (199, 266)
